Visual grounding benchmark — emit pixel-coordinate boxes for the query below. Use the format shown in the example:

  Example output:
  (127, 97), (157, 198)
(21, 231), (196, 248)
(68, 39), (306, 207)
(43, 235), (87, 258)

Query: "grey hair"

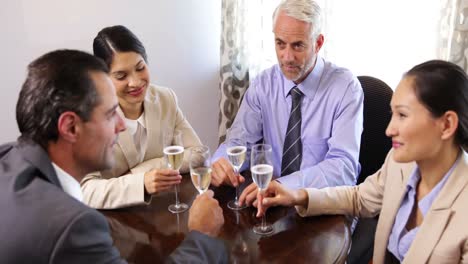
(272, 0), (322, 39)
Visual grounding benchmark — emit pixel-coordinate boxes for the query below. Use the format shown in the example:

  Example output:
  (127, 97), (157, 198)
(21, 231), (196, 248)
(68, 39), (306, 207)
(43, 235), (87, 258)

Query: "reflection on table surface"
(100, 174), (351, 264)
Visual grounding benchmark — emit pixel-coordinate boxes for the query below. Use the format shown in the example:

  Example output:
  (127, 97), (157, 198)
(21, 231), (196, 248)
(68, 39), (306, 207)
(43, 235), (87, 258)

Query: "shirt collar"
(51, 162), (83, 202)
(407, 153), (461, 190)
(283, 56), (324, 99)
(137, 111), (146, 128)
(406, 153), (461, 216)
(123, 111), (146, 136)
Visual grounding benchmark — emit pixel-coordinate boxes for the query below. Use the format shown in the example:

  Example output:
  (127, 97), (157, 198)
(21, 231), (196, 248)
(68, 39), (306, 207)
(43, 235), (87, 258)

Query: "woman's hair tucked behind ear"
(405, 60), (468, 150)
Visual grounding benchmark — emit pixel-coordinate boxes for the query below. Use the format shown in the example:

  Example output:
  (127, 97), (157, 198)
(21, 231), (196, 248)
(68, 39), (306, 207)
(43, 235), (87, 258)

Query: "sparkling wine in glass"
(251, 144), (274, 235)
(165, 130), (189, 213)
(227, 144), (247, 210)
(190, 146), (212, 194)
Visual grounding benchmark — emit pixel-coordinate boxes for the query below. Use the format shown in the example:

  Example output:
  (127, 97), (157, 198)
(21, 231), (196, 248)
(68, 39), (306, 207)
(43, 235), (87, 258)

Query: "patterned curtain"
(218, 0), (285, 144)
(438, 0), (468, 71)
(218, 0), (250, 144)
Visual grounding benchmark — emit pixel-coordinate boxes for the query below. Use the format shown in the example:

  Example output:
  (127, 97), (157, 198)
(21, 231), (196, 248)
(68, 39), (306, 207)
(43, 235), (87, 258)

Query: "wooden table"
(100, 175), (351, 263)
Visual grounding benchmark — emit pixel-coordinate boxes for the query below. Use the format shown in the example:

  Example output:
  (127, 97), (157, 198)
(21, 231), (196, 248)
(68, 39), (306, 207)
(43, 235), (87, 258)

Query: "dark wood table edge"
(333, 217), (352, 264)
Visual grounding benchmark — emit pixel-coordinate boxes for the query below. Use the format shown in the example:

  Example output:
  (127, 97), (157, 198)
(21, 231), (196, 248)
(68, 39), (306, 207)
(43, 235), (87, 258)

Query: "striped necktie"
(281, 86), (304, 176)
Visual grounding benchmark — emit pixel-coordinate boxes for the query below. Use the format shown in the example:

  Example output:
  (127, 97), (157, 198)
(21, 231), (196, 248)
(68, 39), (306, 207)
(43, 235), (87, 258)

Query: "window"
(247, 0), (442, 89)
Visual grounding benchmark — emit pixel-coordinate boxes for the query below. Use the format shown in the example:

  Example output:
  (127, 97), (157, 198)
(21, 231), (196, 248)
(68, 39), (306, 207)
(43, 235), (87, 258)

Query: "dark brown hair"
(406, 60), (468, 149)
(16, 49), (109, 148)
(93, 25), (148, 67)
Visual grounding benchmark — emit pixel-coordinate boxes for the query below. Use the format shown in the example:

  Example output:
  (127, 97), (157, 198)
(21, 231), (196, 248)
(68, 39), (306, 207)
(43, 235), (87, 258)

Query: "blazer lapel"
(143, 100), (163, 161)
(374, 160), (415, 263)
(116, 107), (140, 168)
(404, 210), (452, 263)
(404, 150), (468, 263)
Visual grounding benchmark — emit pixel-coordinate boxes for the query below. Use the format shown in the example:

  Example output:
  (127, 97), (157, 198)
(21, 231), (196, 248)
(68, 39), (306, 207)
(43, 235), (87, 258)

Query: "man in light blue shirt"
(212, 0), (364, 205)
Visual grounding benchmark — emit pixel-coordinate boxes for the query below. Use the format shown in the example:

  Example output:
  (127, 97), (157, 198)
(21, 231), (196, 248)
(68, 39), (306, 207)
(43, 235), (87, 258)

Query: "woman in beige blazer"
(256, 60), (468, 263)
(81, 25), (202, 209)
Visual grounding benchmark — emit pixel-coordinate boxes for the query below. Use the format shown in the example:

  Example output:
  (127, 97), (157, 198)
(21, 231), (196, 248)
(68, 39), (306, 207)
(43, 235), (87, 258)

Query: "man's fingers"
(204, 189), (215, 198)
(245, 188), (258, 206)
(238, 175), (245, 183)
(218, 159), (237, 186)
(212, 161), (228, 186)
(210, 169), (222, 187)
(239, 183), (256, 206)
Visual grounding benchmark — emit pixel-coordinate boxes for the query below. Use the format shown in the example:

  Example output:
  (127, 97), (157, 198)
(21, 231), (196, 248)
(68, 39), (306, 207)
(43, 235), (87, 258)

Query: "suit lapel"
(17, 141), (61, 188)
(116, 107), (140, 169)
(404, 150), (468, 263)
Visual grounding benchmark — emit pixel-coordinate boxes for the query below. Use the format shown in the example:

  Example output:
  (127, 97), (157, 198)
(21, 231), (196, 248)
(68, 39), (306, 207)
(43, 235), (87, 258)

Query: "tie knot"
(290, 87), (303, 102)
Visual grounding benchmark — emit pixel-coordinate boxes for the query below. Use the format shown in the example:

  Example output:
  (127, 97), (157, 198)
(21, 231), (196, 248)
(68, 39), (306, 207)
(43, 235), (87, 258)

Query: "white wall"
(0, 0), (221, 151)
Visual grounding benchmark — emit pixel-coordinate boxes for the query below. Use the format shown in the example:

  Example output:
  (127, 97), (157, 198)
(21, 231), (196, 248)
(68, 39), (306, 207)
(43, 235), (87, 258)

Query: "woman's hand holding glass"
(255, 180), (309, 217)
(143, 168), (182, 195)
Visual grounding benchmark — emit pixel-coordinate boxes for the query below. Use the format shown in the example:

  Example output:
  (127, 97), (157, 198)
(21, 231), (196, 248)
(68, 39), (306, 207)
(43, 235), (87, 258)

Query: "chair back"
(357, 76), (393, 183)
(347, 76), (393, 264)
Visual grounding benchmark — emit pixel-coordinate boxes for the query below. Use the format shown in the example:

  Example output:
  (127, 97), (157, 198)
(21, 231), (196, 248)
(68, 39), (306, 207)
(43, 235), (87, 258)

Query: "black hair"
(406, 60), (468, 150)
(93, 25), (148, 67)
(16, 49), (109, 149)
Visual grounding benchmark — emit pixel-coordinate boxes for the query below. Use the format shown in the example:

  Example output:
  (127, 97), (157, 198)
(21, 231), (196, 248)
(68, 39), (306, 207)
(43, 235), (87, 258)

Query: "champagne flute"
(189, 146), (212, 194)
(227, 139), (247, 210)
(251, 143), (274, 235)
(165, 130), (189, 213)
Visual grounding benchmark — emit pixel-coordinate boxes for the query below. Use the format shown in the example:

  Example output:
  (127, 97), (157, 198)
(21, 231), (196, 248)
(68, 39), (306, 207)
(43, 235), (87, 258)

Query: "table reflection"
(100, 173), (351, 263)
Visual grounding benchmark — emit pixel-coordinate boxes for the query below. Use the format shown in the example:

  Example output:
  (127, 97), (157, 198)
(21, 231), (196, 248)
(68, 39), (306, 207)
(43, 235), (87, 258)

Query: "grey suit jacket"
(297, 149), (468, 264)
(0, 141), (227, 263)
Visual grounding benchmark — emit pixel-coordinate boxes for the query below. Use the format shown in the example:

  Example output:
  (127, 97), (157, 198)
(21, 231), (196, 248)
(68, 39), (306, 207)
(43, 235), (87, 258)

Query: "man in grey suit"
(0, 49), (227, 263)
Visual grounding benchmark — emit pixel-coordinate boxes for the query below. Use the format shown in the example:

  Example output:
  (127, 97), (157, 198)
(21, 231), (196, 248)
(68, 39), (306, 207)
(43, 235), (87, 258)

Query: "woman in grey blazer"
(81, 25), (203, 209)
(256, 60), (468, 263)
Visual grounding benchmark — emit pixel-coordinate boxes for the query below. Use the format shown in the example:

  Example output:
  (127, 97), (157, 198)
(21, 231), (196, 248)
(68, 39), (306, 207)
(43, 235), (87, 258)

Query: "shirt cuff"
(133, 172), (151, 205)
(276, 171), (303, 189)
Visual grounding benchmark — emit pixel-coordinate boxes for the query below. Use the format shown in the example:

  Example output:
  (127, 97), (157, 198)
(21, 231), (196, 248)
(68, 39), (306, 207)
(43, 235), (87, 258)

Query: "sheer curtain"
(438, 0), (468, 71)
(218, 0), (457, 142)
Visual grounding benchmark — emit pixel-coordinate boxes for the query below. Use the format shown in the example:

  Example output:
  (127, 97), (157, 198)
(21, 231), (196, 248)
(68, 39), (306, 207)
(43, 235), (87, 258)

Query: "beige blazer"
(81, 84), (202, 209)
(296, 149), (468, 263)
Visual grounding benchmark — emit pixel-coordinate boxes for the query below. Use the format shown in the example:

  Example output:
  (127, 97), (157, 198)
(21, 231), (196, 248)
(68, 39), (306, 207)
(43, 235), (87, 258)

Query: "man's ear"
(57, 111), (81, 143)
(314, 34), (324, 54)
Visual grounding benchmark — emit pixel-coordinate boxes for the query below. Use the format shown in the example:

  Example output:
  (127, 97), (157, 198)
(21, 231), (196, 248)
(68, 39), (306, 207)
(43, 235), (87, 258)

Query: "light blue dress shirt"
(213, 57), (364, 189)
(387, 155), (460, 261)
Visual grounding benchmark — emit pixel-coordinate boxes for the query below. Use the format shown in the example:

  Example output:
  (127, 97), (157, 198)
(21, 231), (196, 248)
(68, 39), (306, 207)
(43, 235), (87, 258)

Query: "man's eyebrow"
(105, 103), (119, 115)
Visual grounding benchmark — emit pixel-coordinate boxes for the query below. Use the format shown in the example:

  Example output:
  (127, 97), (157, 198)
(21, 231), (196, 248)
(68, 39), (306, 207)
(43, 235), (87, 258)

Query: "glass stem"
(262, 214), (267, 230)
(234, 168), (240, 203)
(174, 183), (180, 207)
